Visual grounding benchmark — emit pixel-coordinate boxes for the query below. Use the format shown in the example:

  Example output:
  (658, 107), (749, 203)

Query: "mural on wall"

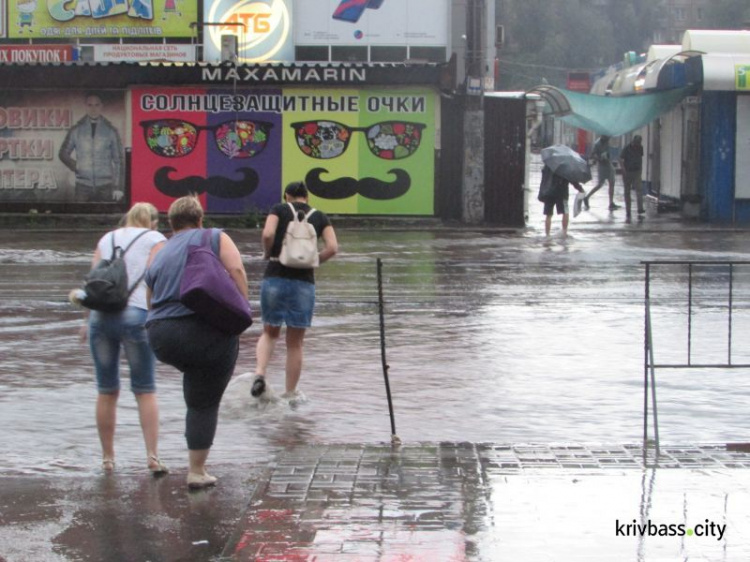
(7, 0), (196, 38)
(0, 90), (126, 204)
(202, 0), (293, 63)
(131, 86), (435, 215)
(131, 87), (282, 214)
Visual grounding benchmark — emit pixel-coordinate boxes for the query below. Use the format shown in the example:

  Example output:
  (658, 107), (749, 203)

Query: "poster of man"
(58, 92), (125, 202)
(0, 90), (126, 206)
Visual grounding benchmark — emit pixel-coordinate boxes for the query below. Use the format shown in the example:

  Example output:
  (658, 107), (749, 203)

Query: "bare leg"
(255, 324), (281, 376)
(608, 178), (615, 207)
(285, 327), (306, 393)
(188, 449), (211, 478)
(545, 214), (552, 236)
(96, 392), (119, 466)
(134, 392), (161, 467)
(561, 213), (569, 236)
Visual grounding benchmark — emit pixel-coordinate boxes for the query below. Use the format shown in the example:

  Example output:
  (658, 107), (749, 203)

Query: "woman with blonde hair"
(75, 202), (168, 474)
(145, 195), (249, 489)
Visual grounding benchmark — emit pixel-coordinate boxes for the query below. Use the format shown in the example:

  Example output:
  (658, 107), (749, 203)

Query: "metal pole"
(728, 264), (734, 365)
(643, 264), (650, 449)
(377, 258), (399, 444)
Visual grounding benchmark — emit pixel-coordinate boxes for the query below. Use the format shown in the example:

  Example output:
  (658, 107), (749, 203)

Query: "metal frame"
(643, 260), (750, 456)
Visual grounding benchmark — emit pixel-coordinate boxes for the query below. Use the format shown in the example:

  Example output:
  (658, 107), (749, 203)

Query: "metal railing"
(643, 260), (750, 455)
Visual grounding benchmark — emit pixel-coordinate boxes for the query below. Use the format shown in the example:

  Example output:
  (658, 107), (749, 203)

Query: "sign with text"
(131, 86), (436, 215)
(0, 91), (126, 205)
(295, 0), (448, 46)
(7, 0), (197, 39)
(202, 0), (293, 63)
(93, 44), (195, 62)
(0, 45), (74, 63)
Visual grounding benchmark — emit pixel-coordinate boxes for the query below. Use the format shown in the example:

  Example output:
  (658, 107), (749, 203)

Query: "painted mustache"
(305, 168), (411, 200)
(154, 166), (259, 199)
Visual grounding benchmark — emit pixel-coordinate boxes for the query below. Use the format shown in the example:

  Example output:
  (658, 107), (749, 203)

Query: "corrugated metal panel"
(700, 91), (737, 222)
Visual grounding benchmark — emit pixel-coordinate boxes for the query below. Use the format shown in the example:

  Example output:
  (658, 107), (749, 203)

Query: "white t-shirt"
(96, 226), (166, 310)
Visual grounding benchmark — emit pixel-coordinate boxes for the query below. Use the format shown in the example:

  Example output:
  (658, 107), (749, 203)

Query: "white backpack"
(278, 202), (320, 269)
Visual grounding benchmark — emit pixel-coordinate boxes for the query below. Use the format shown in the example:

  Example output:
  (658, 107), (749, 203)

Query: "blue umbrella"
(540, 144), (592, 184)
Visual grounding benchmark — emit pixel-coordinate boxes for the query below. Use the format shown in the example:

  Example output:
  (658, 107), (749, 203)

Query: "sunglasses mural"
(132, 86), (435, 215)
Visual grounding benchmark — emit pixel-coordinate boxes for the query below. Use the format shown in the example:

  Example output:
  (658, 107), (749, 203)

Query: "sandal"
(102, 458), (115, 472)
(148, 455), (169, 476)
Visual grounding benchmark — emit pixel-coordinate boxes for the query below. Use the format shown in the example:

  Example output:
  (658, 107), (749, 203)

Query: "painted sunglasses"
(290, 120), (426, 160)
(140, 119), (273, 159)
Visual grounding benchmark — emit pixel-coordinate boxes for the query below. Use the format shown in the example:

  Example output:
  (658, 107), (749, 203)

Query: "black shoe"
(583, 197), (590, 210)
(637, 209), (646, 215)
(609, 203), (621, 211)
(251, 376), (266, 397)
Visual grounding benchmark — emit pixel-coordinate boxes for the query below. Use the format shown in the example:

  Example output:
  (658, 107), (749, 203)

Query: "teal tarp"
(548, 87), (694, 137)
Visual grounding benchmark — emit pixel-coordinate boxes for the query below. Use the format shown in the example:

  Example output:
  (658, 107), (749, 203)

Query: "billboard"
(0, 91), (126, 205)
(202, 0), (294, 63)
(131, 86), (435, 215)
(7, 0), (197, 39)
(294, 0), (448, 46)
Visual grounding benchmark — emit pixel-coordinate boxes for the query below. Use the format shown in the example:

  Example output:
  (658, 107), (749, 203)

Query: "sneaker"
(608, 203), (621, 210)
(281, 389), (307, 407)
(250, 375), (266, 398)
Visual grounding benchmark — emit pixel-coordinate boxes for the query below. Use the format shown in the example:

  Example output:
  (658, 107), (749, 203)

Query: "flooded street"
(2, 216), (750, 477)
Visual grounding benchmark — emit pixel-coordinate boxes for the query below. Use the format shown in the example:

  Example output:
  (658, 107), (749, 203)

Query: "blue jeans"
(89, 307), (156, 394)
(260, 277), (316, 328)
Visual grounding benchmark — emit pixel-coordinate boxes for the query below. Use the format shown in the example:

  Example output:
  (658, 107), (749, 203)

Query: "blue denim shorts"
(89, 307), (156, 394)
(260, 277), (316, 328)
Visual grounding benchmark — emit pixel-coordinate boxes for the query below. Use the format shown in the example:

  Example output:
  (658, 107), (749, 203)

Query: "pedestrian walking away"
(584, 135), (618, 211)
(70, 202), (168, 475)
(620, 134), (645, 221)
(145, 195), (249, 490)
(251, 181), (338, 404)
(538, 164), (585, 237)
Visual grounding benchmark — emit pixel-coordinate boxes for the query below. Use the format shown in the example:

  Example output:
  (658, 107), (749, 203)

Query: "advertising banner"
(0, 91), (126, 205)
(93, 44), (195, 62)
(131, 86), (435, 215)
(7, 0), (197, 39)
(0, 45), (74, 62)
(202, 0), (293, 63)
(295, 0), (448, 46)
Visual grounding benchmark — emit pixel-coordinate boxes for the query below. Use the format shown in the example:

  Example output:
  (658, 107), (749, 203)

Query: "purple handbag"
(179, 229), (252, 335)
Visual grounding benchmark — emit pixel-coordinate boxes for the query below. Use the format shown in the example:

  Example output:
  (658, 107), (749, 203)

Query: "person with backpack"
(73, 202), (168, 475)
(251, 181), (338, 403)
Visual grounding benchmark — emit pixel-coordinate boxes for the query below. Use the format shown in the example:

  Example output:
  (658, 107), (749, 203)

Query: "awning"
(526, 85), (694, 137)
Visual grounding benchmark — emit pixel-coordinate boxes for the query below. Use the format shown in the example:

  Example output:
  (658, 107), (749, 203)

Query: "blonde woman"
(77, 202), (168, 474)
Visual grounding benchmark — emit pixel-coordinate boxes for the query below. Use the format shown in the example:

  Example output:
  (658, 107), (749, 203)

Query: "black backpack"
(80, 230), (149, 312)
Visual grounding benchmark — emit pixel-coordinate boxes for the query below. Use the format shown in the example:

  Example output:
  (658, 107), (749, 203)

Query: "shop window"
(331, 46), (367, 62)
(408, 46), (446, 63)
(371, 46), (407, 62)
(295, 46), (329, 62)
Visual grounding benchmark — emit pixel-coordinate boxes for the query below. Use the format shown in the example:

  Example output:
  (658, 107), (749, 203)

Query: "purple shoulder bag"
(179, 229), (252, 335)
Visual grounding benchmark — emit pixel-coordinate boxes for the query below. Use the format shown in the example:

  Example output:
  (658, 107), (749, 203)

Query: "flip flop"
(148, 455), (169, 476)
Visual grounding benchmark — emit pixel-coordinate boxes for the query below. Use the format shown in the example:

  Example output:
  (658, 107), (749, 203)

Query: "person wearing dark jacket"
(620, 135), (645, 220)
(539, 165), (584, 237)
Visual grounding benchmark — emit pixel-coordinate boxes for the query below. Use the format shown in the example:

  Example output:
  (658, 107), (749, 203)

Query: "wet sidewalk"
(223, 442), (750, 562)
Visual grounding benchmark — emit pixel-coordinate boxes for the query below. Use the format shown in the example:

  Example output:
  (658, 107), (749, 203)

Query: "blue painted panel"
(700, 91), (737, 223)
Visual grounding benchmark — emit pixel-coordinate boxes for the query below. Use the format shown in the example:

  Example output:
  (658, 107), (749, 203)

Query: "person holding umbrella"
(538, 145), (589, 237)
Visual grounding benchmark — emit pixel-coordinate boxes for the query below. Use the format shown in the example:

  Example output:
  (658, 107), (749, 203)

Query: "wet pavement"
(4, 161), (750, 560)
(3, 443), (750, 561)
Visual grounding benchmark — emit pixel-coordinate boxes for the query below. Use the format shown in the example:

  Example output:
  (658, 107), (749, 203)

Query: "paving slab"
(224, 442), (750, 562)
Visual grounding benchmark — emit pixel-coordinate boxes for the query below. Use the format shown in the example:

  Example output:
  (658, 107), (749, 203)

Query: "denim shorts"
(89, 307), (156, 394)
(260, 277), (316, 328)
